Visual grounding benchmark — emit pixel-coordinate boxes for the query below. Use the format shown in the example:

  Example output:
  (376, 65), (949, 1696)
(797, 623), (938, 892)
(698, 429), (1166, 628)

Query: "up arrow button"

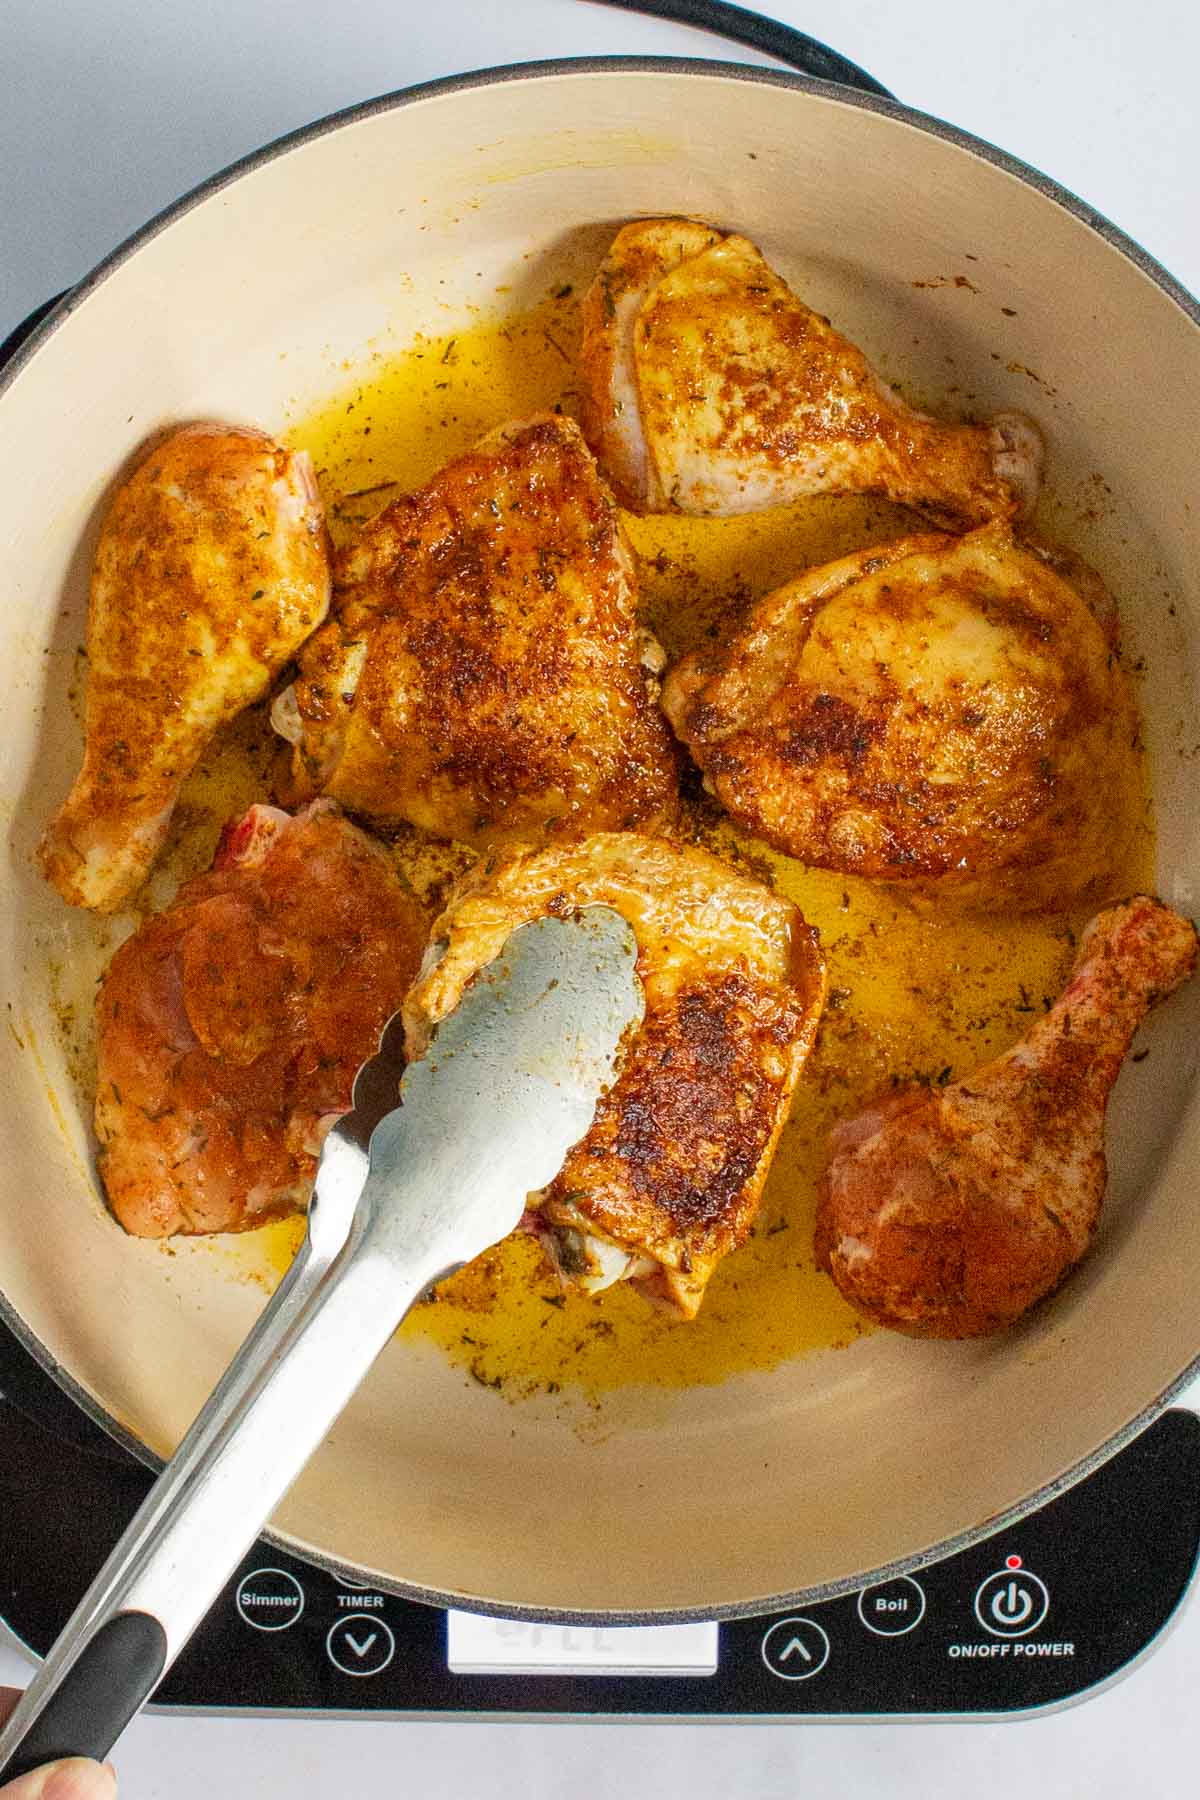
(760, 1617), (831, 1681)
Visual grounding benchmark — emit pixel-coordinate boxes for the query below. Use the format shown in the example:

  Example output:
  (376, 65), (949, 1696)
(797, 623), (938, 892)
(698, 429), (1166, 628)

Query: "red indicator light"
(1005, 1555), (1022, 1569)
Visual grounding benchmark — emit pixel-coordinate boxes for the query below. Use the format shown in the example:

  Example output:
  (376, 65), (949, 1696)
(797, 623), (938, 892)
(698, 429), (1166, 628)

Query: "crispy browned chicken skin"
(41, 423), (330, 912)
(404, 833), (826, 1316)
(579, 218), (1041, 526)
(95, 801), (427, 1237)
(661, 523), (1137, 910)
(276, 414), (678, 847)
(815, 896), (1198, 1337)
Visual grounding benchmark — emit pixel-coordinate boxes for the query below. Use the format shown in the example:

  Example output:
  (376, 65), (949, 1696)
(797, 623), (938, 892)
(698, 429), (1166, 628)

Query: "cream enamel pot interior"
(1, 59), (1199, 1622)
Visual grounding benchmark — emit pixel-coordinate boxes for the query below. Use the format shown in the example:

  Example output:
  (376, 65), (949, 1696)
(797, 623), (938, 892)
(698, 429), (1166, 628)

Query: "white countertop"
(3, 2), (1198, 1795)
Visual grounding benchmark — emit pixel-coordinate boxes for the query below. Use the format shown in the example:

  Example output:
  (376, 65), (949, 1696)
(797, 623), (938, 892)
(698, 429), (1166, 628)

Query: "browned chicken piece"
(579, 217), (1042, 526)
(815, 896), (1198, 1338)
(661, 523), (1136, 911)
(40, 424), (331, 913)
(275, 414), (679, 847)
(95, 800), (427, 1237)
(403, 833), (826, 1317)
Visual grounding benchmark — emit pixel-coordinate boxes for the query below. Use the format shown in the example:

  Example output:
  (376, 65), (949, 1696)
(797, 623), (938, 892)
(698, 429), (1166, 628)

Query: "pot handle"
(0, 5), (894, 371)
(0, 291), (68, 371)
(595, 0), (894, 96)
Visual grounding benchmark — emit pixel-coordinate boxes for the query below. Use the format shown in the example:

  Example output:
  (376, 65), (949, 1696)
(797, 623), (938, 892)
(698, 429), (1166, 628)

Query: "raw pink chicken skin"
(94, 800), (427, 1236)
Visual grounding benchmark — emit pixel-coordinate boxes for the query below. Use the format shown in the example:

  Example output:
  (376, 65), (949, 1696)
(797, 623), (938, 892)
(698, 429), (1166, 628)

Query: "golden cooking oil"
(261, 292), (1151, 1397)
(52, 288), (1153, 1401)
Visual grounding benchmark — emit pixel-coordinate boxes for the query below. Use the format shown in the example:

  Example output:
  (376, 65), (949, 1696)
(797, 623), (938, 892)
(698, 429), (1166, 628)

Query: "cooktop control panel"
(0, 1319), (1197, 1719)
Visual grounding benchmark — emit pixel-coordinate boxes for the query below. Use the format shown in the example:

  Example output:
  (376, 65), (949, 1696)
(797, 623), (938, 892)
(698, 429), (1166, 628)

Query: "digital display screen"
(446, 1612), (719, 1677)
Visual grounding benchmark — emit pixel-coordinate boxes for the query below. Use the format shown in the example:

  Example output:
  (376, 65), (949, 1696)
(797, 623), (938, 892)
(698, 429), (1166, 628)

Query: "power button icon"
(974, 1560), (1049, 1638)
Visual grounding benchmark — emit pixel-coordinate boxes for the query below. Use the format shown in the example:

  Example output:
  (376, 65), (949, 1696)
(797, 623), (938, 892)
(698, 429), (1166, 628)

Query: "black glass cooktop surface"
(1, 1316), (1196, 1720)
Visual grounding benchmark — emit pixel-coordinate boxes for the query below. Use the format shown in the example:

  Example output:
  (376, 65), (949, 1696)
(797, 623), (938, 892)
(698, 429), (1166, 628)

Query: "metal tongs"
(0, 908), (642, 1781)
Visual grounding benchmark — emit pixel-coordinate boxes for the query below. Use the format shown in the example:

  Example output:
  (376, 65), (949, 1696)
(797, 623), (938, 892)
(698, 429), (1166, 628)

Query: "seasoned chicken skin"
(815, 896), (1198, 1337)
(40, 424), (331, 912)
(404, 833), (826, 1316)
(579, 218), (1041, 526)
(95, 801), (427, 1236)
(276, 415), (678, 846)
(661, 523), (1136, 910)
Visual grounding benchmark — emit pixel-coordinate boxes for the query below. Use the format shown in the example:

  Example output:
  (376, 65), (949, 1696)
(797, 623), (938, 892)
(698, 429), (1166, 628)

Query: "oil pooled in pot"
(60, 290), (1152, 1400)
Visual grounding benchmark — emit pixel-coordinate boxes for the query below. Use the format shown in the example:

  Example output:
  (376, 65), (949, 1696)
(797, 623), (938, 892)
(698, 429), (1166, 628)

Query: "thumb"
(0, 1758), (116, 1799)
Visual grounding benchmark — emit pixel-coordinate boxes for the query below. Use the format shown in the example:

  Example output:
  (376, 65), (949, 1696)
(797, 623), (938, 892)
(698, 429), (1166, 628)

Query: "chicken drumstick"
(41, 423), (331, 912)
(579, 218), (1042, 526)
(815, 896), (1198, 1337)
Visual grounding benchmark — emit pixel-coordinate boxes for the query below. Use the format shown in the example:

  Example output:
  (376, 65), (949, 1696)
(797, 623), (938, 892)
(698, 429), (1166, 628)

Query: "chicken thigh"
(275, 414), (678, 847)
(579, 218), (1041, 526)
(661, 523), (1136, 910)
(815, 895), (1198, 1337)
(95, 800), (427, 1236)
(404, 833), (826, 1316)
(41, 424), (331, 912)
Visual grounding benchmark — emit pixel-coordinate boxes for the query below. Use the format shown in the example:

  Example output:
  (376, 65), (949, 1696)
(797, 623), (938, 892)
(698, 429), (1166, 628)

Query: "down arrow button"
(326, 1612), (397, 1676)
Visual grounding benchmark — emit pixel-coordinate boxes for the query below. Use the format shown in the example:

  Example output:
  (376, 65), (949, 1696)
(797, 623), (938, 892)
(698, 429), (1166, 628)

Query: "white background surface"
(2, 1), (1198, 1794)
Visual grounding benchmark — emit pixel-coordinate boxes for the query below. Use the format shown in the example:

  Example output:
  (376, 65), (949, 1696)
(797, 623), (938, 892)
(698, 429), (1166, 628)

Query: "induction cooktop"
(2, 1315), (1196, 1722)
